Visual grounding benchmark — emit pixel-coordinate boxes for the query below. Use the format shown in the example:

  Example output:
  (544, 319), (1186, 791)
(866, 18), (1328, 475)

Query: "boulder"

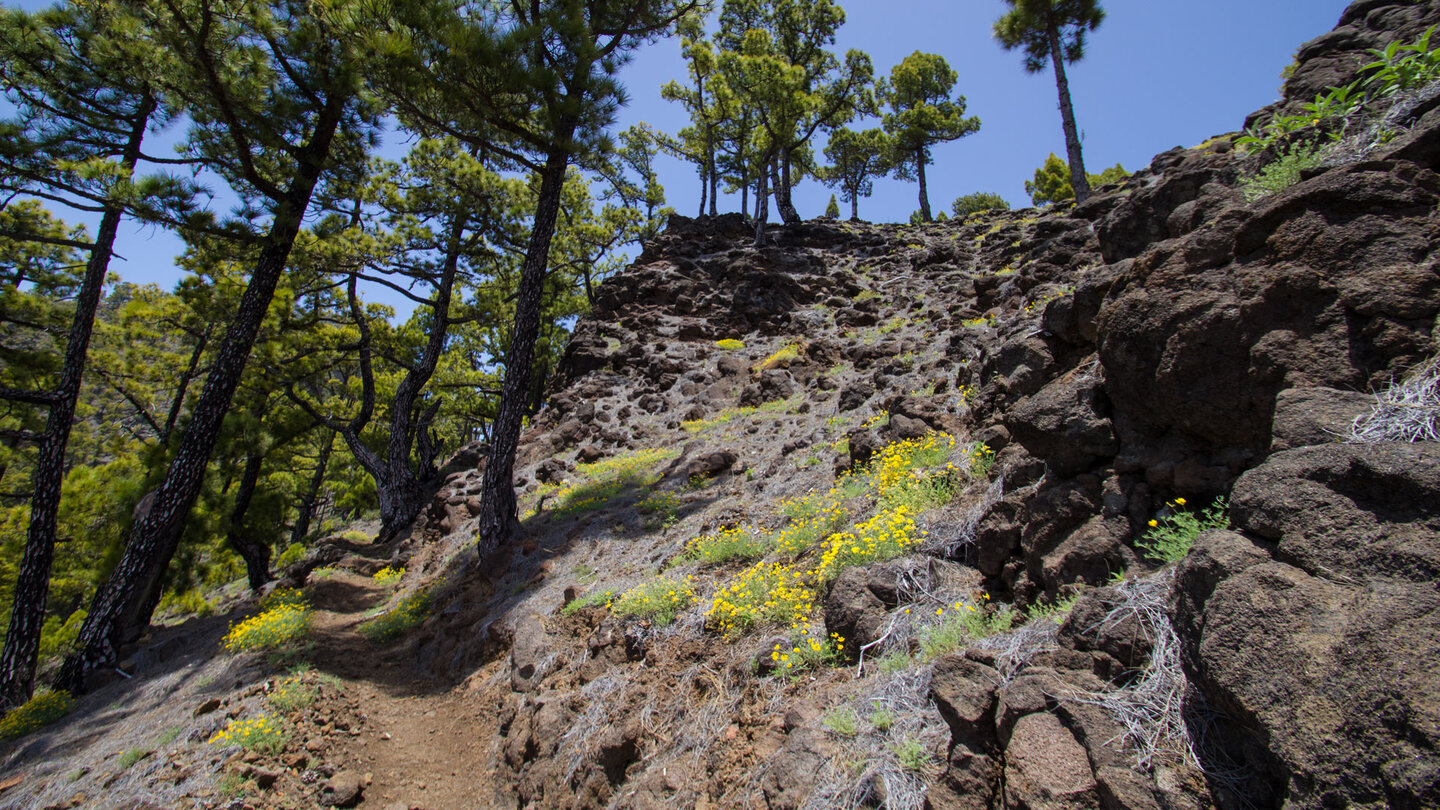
(1174, 442), (1440, 808)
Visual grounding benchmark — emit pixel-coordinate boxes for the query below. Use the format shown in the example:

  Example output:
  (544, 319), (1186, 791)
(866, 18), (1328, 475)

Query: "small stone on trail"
(192, 698), (221, 717)
(320, 771), (365, 807)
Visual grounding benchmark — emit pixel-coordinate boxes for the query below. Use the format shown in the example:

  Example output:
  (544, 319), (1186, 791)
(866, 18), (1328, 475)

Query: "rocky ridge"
(383, 2), (1439, 806)
(2, 2), (1437, 808)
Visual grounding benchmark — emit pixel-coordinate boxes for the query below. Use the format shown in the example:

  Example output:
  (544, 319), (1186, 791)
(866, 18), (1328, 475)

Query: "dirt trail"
(302, 570), (498, 810)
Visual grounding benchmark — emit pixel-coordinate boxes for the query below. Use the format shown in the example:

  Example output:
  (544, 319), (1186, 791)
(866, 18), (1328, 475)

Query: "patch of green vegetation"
(755, 342), (802, 371)
(918, 601), (1017, 659)
(357, 587), (436, 643)
(869, 705), (894, 732)
(269, 674), (320, 714)
(822, 706), (860, 737)
(1, 690), (76, 740)
(895, 736), (931, 771)
(274, 542), (307, 569)
(612, 576), (695, 626)
(550, 447), (681, 518)
(681, 398), (795, 434)
(715, 338), (745, 350)
(118, 747), (151, 770)
(1027, 593), (1081, 625)
(1240, 142), (1326, 200)
(1137, 497), (1230, 563)
(683, 525), (774, 565)
(561, 588), (616, 616)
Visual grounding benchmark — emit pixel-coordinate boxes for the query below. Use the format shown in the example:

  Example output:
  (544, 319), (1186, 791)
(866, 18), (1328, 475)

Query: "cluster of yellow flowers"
(613, 576), (696, 625)
(867, 433), (956, 496)
(0, 690), (73, 740)
(208, 715), (287, 755)
(638, 490), (681, 516)
(862, 410), (890, 431)
(772, 503), (849, 555)
(684, 524), (770, 564)
(706, 562), (815, 638)
(816, 506), (924, 582)
(714, 338), (745, 351)
(769, 630), (846, 674)
(755, 342), (801, 372)
(372, 566), (404, 587)
(222, 602), (311, 653)
(1022, 287), (1071, 315)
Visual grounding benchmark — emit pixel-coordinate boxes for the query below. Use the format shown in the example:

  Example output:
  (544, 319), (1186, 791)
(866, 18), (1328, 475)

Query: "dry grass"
(1062, 569), (1195, 770)
(1349, 355), (1440, 443)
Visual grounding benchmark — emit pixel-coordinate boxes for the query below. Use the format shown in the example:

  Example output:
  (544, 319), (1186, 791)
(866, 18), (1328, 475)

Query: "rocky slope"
(3, 1), (1438, 808)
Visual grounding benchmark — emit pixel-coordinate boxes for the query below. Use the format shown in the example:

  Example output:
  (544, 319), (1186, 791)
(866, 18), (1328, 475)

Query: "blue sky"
(8, 0), (1353, 294)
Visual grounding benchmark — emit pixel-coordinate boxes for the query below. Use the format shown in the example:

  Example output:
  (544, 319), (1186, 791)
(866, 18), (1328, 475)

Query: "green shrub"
(372, 566), (404, 587)
(118, 747), (151, 770)
(683, 525), (773, 565)
(822, 706), (860, 737)
(869, 705), (894, 732)
(715, 338), (745, 351)
(274, 542), (307, 569)
(895, 736), (931, 771)
(560, 588), (616, 616)
(0, 690), (74, 740)
(612, 576), (695, 626)
(550, 447), (680, 517)
(1027, 593), (1081, 624)
(268, 674), (320, 714)
(357, 588), (435, 643)
(952, 192), (1010, 217)
(1136, 497), (1229, 563)
(1241, 142), (1326, 200)
(918, 602), (1016, 659)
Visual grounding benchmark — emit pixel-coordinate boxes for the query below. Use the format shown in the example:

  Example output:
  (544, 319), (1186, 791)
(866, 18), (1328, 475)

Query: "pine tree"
(824, 194), (840, 219)
(994, 0), (1105, 203)
(660, 14), (721, 216)
(718, 0), (872, 235)
(0, 1), (182, 711)
(55, 0), (379, 696)
(879, 51), (980, 223)
(819, 127), (890, 221)
(1026, 152), (1127, 204)
(377, 0), (697, 557)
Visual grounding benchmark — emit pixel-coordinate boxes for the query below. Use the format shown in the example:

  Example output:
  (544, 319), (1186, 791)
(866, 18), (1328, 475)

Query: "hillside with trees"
(0, 1), (1437, 808)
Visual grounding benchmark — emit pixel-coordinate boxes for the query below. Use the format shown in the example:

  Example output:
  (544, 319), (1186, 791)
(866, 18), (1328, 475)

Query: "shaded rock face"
(1098, 162), (1440, 461)
(1174, 443), (1440, 808)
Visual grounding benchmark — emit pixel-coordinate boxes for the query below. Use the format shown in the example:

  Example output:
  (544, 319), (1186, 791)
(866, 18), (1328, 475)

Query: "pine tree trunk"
(707, 150), (719, 218)
(375, 471), (429, 544)
(753, 149), (772, 248)
(697, 164), (707, 217)
(55, 102), (343, 695)
(224, 452), (272, 591)
(161, 327), (211, 445)
(475, 143), (573, 556)
(776, 151), (800, 225)
(288, 430), (334, 548)
(1049, 26), (1090, 203)
(850, 195), (859, 221)
(917, 153), (933, 222)
(0, 94), (154, 711)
